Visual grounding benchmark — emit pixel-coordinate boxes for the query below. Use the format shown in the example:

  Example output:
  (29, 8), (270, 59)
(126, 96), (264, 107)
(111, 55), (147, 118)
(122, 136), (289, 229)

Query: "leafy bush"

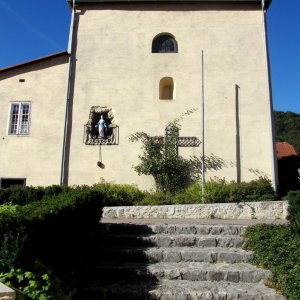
(134, 192), (166, 205)
(91, 182), (145, 206)
(203, 179), (231, 203)
(130, 126), (196, 195)
(0, 187), (104, 271)
(0, 187), (104, 297)
(245, 224), (300, 300)
(287, 190), (300, 233)
(133, 178), (275, 205)
(0, 268), (64, 300)
(173, 183), (203, 204)
(0, 204), (18, 214)
(0, 185), (69, 206)
(0, 183), (142, 207)
(203, 177), (275, 203)
(0, 182), (146, 297)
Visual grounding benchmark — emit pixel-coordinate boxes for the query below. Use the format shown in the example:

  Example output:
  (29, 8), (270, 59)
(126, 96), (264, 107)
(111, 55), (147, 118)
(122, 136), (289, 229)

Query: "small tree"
(129, 112), (198, 197)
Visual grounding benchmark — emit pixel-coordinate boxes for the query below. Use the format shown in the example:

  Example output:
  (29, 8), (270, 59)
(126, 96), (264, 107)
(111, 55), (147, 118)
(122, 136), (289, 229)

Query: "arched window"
(152, 34), (178, 53)
(159, 77), (174, 100)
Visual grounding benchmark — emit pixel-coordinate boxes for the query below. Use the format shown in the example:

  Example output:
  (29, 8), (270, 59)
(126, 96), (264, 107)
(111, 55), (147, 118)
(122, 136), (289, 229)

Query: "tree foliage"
(274, 110), (300, 154)
(129, 124), (196, 196)
(129, 109), (226, 197)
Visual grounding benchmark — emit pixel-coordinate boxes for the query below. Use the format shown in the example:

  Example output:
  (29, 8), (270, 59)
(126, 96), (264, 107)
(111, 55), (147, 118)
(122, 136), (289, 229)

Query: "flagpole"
(201, 50), (205, 201)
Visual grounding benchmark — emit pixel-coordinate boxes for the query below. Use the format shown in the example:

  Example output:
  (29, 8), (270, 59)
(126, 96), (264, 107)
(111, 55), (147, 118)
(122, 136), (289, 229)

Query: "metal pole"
(235, 84), (241, 183)
(60, 0), (76, 185)
(201, 50), (205, 201)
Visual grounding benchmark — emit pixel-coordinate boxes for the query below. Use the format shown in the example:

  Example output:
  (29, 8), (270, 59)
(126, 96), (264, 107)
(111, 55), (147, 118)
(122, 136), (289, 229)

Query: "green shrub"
(91, 182), (145, 206)
(203, 177), (275, 203)
(0, 182), (146, 296)
(135, 192), (166, 205)
(235, 177), (276, 201)
(133, 177), (275, 205)
(0, 187), (105, 295)
(203, 179), (231, 203)
(0, 204), (18, 214)
(0, 267), (64, 300)
(0, 229), (28, 270)
(0, 268), (65, 300)
(0, 183), (142, 207)
(129, 119), (198, 195)
(287, 190), (300, 233)
(0, 185), (69, 206)
(173, 183), (203, 204)
(245, 224), (300, 300)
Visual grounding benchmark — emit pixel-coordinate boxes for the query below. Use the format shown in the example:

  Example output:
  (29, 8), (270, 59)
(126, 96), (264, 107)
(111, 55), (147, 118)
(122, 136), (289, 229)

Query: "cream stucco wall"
(67, 3), (274, 189)
(0, 56), (69, 186)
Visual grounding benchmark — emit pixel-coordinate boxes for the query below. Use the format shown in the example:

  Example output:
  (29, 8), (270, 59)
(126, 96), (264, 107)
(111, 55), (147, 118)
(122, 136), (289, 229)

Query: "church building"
(0, 0), (277, 190)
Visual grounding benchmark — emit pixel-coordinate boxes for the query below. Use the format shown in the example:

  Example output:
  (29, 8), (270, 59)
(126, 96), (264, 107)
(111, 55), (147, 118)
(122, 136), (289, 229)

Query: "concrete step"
(72, 279), (285, 300)
(100, 246), (253, 263)
(101, 223), (247, 236)
(104, 233), (246, 248)
(94, 262), (271, 283)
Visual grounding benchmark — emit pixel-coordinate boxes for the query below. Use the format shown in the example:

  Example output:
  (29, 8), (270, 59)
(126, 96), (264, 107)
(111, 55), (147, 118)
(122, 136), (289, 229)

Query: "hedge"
(287, 190), (300, 233)
(0, 183), (144, 298)
(135, 177), (276, 205)
(0, 185), (69, 206)
(0, 183), (144, 207)
(245, 224), (300, 300)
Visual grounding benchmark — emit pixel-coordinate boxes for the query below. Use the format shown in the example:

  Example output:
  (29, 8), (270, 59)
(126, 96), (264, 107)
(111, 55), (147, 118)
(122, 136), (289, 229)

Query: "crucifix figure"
(149, 123), (201, 158)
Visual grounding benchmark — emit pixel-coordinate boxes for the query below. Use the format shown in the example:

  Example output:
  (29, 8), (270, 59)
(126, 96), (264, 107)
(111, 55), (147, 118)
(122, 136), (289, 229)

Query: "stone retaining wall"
(103, 201), (288, 220)
(0, 283), (15, 300)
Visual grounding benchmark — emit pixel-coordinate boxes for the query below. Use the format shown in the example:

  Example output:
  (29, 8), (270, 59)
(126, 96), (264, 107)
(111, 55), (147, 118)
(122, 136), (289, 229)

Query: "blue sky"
(0, 0), (299, 113)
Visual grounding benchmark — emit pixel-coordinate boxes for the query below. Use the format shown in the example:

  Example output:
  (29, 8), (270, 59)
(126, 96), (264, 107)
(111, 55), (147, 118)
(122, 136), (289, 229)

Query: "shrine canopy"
(67, 0), (272, 10)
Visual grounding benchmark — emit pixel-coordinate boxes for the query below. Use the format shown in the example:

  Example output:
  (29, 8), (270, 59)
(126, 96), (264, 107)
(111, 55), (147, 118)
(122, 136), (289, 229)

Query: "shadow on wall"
(191, 153), (271, 182)
(189, 153), (226, 179)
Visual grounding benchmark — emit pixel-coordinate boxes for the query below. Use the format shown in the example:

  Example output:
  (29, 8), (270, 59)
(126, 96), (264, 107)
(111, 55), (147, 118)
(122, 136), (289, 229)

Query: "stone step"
(71, 279), (285, 300)
(100, 246), (253, 263)
(103, 234), (246, 248)
(94, 262), (271, 283)
(102, 201), (288, 220)
(101, 223), (247, 236)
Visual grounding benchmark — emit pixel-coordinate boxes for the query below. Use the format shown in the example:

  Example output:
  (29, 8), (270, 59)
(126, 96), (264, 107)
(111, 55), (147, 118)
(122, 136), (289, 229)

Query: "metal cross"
(149, 124), (201, 158)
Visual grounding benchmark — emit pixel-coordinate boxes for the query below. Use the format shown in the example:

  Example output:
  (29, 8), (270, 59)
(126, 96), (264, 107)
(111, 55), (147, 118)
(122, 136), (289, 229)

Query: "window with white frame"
(8, 102), (31, 135)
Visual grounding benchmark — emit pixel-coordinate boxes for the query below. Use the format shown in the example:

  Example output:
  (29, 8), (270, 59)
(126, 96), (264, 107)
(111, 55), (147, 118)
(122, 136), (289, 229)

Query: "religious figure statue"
(96, 115), (107, 139)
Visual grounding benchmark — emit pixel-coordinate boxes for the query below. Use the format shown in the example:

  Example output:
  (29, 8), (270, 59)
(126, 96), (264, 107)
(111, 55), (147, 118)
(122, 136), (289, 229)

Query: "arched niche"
(84, 106), (118, 145)
(159, 77), (174, 100)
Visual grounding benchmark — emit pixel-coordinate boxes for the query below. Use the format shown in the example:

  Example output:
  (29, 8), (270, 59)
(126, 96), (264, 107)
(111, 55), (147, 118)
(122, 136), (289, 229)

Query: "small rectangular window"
(8, 102), (31, 135)
(0, 178), (26, 188)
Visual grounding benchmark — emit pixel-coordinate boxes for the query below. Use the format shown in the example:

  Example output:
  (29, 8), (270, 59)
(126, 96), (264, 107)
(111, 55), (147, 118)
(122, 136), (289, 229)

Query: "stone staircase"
(71, 222), (285, 300)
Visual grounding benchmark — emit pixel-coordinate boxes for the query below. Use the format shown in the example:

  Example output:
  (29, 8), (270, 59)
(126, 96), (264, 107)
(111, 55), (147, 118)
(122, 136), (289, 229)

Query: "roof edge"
(0, 51), (69, 74)
(67, 0), (271, 10)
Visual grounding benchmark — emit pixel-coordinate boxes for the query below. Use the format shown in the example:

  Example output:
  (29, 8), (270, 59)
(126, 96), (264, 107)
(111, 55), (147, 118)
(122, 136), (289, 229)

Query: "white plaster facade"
(0, 0), (276, 190)
(0, 55), (69, 186)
